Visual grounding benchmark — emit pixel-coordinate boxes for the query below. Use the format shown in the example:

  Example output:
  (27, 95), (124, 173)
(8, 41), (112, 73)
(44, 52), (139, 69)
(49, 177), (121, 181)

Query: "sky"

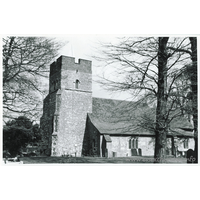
(55, 35), (133, 100)
(46, 35), (200, 102)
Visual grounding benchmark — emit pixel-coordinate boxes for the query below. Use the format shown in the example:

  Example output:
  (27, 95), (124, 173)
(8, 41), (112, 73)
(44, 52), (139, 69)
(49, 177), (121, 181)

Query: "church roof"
(88, 97), (194, 138)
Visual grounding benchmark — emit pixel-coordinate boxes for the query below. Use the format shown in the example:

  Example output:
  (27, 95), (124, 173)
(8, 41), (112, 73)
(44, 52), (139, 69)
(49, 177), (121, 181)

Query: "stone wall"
(82, 116), (100, 156)
(109, 136), (129, 157)
(40, 56), (92, 156)
(99, 136), (195, 157)
(138, 137), (155, 156)
(61, 70), (92, 92)
(53, 90), (92, 156)
(104, 136), (155, 157)
(61, 56), (92, 74)
(40, 90), (58, 154)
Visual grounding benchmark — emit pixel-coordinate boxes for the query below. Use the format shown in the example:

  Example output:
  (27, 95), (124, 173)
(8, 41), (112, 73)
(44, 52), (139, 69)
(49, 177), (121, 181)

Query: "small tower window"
(76, 69), (78, 73)
(75, 79), (80, 89)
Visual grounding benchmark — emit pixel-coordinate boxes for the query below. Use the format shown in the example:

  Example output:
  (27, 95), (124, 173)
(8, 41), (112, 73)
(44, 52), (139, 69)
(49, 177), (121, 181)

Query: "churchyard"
(15, 155), (189, 164)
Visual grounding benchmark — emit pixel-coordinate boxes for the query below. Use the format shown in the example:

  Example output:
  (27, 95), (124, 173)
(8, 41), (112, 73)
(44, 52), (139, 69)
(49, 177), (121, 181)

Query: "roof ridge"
(92, 96), (134, 103)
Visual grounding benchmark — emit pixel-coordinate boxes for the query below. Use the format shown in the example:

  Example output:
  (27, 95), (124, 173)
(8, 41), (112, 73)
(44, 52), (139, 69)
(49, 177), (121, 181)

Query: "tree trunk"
(189, 37), (198, 163)
(171, 136), (175, 157)
(154, 37), (169, 163)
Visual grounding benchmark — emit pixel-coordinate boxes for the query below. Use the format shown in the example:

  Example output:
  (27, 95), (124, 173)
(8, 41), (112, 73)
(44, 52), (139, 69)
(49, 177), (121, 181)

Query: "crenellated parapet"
(49, 56), (92, 93)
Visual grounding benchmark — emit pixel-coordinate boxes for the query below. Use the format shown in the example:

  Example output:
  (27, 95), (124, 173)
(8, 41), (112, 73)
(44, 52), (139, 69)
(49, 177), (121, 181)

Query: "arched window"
(75, 79), (80, 89)
(129, 138), (131, 149)
(129, 138), (139, 149)
(132, 138), (135, 149)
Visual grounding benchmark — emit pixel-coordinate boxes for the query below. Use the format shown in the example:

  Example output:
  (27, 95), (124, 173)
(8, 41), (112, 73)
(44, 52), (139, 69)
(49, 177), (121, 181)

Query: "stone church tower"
(40, 56), (92, 156)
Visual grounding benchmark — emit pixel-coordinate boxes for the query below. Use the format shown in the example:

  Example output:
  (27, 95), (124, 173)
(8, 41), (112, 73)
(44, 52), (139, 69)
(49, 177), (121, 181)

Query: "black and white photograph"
(2, 35), (198, 164)
(1, 1), (200, 200)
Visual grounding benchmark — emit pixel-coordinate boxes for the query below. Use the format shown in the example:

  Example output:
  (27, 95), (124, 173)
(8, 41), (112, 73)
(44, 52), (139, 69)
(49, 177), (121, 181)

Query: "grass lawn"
(19, 156), (188, 164)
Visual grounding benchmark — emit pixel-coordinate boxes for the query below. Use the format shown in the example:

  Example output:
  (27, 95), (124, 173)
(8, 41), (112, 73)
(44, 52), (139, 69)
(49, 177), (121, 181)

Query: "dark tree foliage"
(3, 126), (31, 156)
(3, 116), (41, 156)
(6, 116), (32, 128)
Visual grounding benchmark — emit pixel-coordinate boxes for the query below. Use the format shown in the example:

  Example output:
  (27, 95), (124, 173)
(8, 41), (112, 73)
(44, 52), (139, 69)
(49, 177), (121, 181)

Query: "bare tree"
(165, 37), (198, 162)
(94, 36), (194, 163)
(3, 36), (65, 122)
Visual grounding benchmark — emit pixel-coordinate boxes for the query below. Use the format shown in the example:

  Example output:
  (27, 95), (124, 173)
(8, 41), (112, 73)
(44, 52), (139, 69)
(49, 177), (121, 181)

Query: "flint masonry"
(40, 56), (92, 156)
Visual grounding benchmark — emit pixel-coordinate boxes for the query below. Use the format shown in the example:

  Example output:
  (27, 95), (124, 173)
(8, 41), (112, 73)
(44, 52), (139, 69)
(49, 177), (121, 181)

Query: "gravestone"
(138, 148), (142, 156)
(186, 149), (196, 163)
(131, 149), (138, 156)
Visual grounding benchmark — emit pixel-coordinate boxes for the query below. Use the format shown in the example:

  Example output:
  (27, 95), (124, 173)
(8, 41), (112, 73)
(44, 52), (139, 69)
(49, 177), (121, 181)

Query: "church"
(40, 55), (194, 157)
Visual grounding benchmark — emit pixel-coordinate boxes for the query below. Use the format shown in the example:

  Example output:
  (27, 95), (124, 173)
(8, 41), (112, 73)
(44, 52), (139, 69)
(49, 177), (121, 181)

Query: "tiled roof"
(89, 97), (194, 138)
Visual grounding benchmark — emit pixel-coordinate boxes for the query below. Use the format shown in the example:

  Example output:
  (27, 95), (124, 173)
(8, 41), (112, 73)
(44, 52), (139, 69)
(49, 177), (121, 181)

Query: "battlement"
(50, 56), (92, 76)
(49, 55), (92, 94)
